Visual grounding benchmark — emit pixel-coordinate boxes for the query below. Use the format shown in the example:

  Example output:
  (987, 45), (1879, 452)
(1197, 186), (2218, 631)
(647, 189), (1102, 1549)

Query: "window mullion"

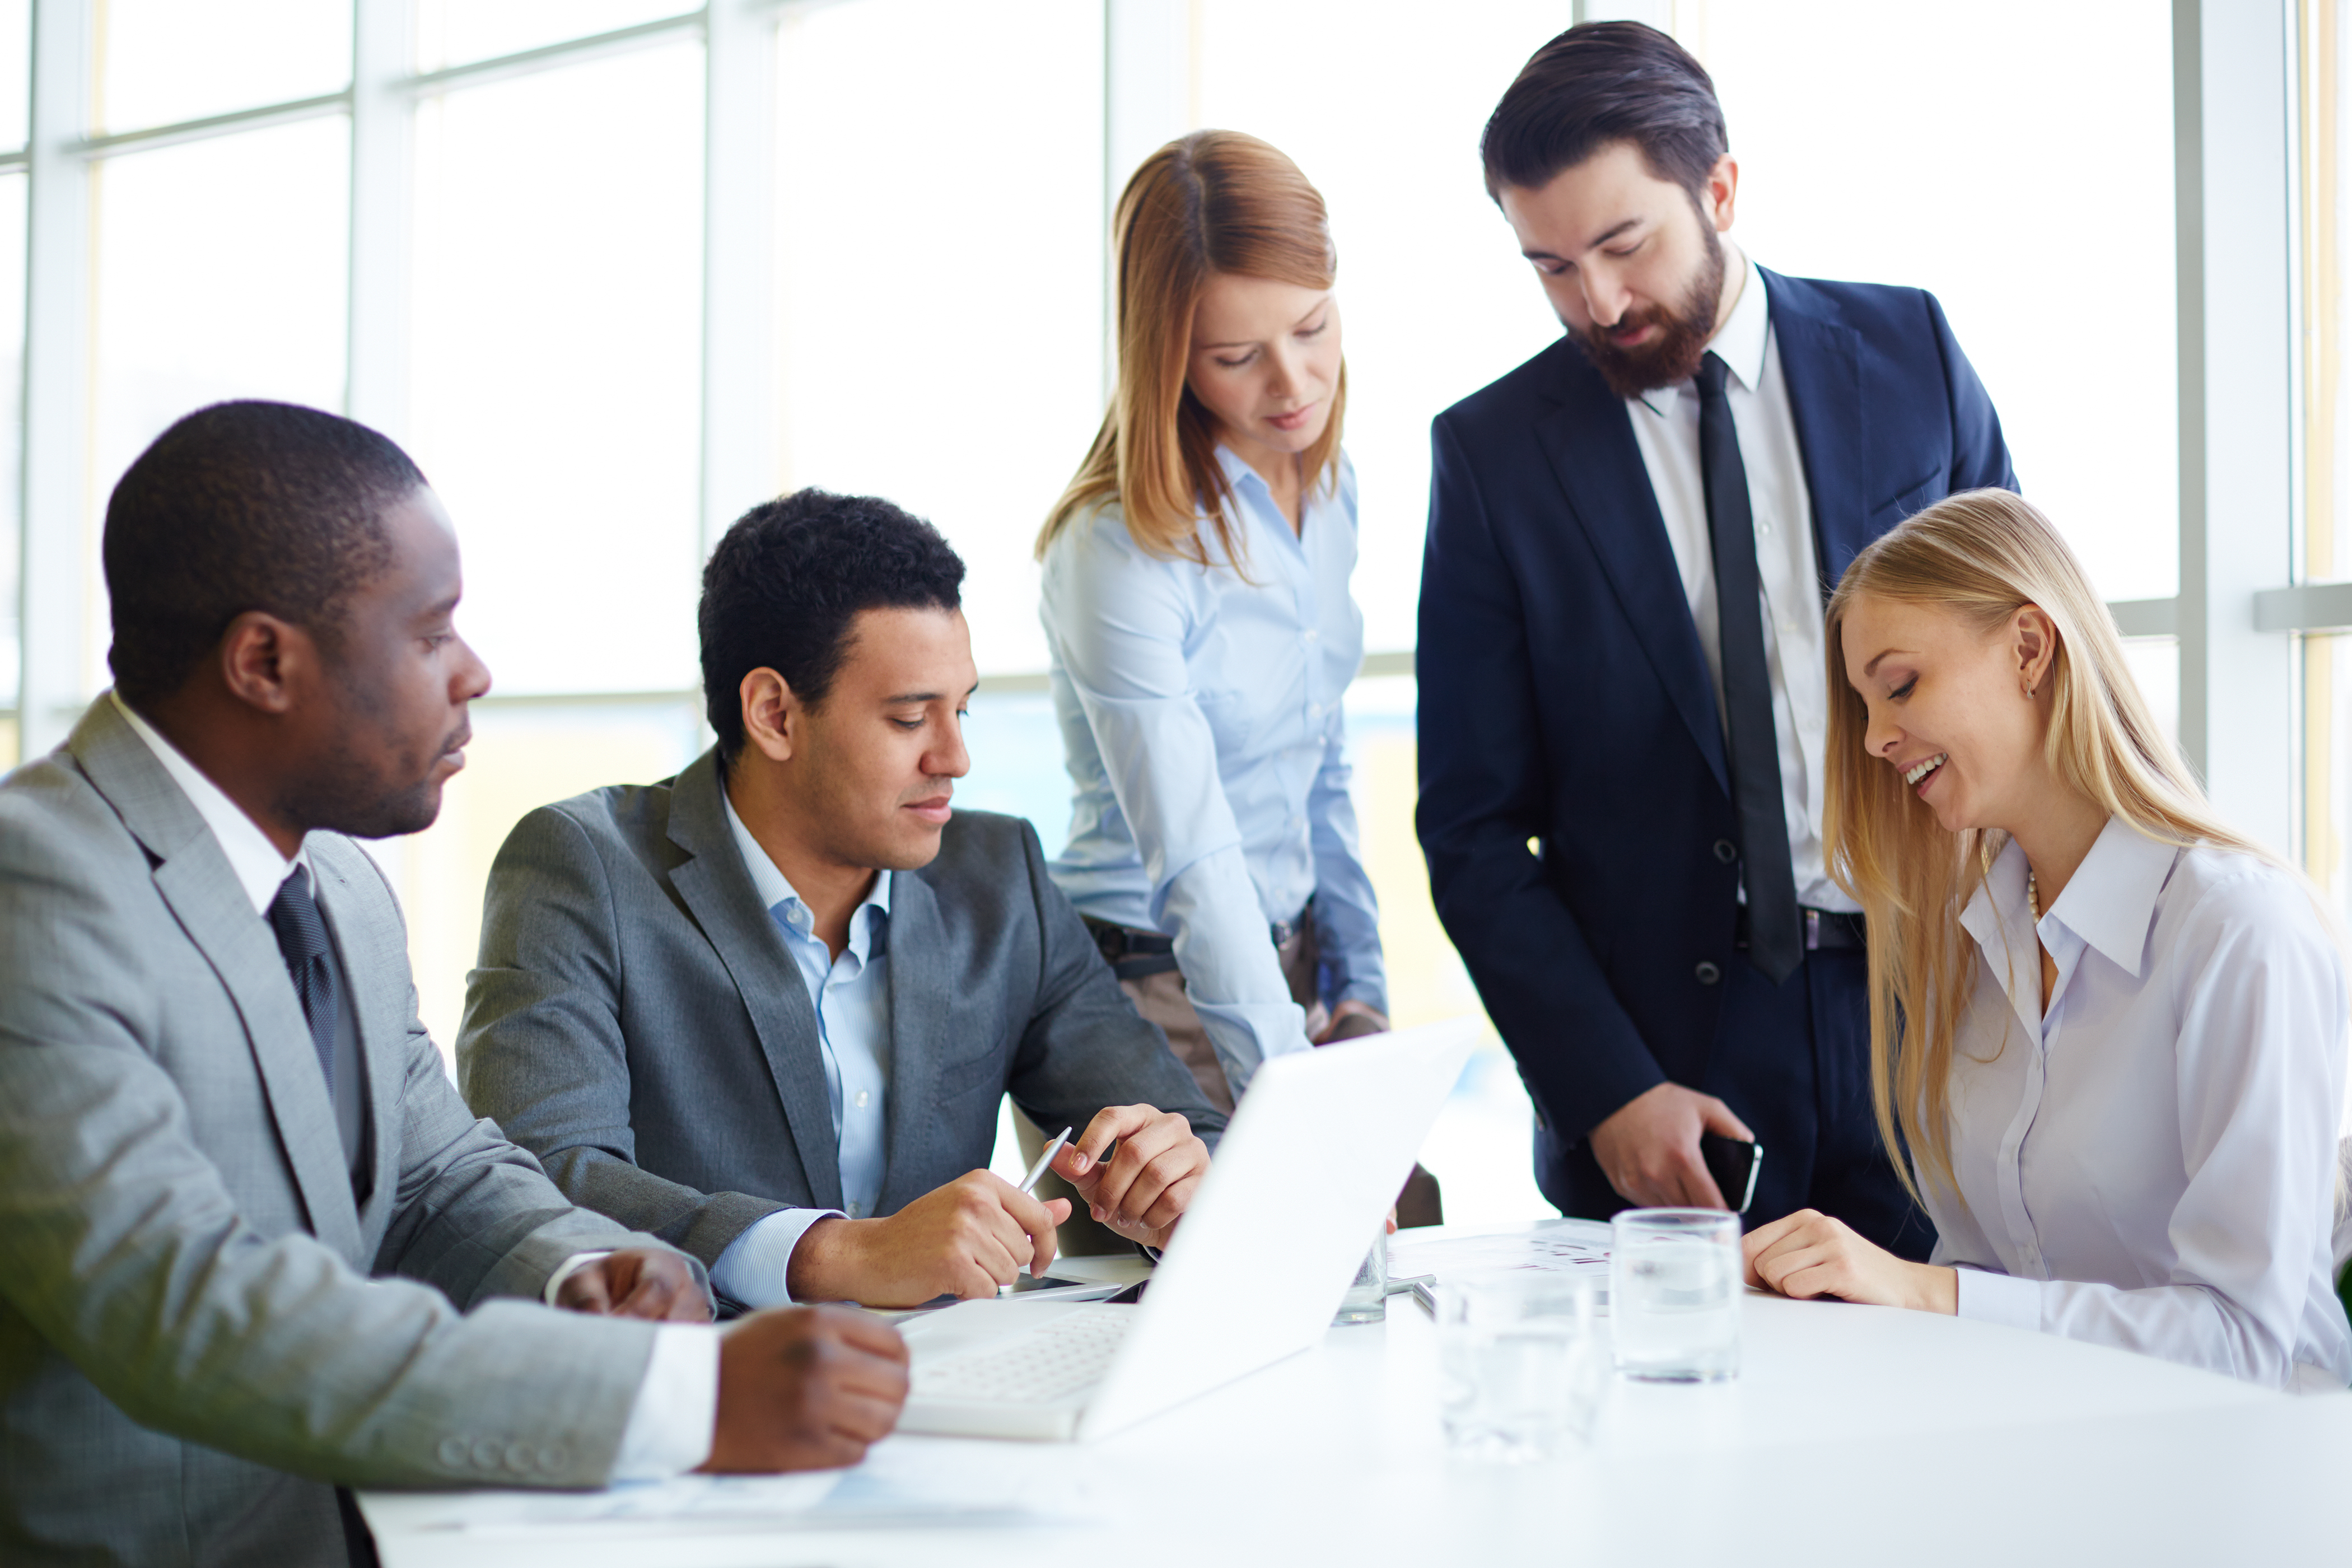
(18, 0), (92, 755)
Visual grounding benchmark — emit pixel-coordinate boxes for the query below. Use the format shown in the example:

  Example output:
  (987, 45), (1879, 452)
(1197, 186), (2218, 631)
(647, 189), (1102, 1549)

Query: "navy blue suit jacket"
(1416, 268), (2015, 1163)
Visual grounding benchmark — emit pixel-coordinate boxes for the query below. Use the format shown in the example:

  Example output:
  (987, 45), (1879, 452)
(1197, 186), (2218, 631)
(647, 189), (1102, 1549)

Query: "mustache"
(440, 720), (473, 757)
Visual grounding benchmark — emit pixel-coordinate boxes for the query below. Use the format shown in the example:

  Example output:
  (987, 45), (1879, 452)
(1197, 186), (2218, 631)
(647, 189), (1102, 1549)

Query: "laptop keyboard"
(913, 1305), (1133, 1404)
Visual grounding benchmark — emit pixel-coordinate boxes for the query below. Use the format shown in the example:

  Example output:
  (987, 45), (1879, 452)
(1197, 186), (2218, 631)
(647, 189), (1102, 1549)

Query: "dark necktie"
(267, 866), (338, 1090)
(1696, 351), (1802, 984)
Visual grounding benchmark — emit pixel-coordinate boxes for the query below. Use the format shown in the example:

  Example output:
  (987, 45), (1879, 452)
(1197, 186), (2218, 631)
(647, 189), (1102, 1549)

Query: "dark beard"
(1566, 226), (1729, 400)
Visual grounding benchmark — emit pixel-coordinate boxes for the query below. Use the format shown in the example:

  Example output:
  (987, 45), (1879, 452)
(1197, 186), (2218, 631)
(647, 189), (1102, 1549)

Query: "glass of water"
(1436, 1273), (1609, 1462)
(1610, 1208), (1742, 1382)
(1333, 1223), (1387, 1325)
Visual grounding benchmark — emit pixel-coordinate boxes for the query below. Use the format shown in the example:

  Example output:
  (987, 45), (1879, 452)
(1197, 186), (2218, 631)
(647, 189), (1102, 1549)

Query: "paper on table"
(1387, 1217), (1614, 1286)
(357, 1434), (1088, 1541)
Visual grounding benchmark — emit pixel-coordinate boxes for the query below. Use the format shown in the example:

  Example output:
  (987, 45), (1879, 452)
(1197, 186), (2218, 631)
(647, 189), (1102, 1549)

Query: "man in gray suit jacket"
(461, 489), (1225, 1310)
(0, 405), (909, 1568)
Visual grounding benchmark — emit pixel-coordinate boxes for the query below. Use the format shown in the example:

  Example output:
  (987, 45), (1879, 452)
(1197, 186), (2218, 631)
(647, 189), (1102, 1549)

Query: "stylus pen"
(1016, 1127), (1073, 1196)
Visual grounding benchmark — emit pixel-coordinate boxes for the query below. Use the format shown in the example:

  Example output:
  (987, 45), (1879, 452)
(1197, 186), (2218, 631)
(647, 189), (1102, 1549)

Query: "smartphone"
(1700, 1133), (1763, 1215)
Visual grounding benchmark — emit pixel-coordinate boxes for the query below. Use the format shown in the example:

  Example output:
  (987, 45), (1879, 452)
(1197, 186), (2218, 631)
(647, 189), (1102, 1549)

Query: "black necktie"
(267, 866), (338, 1090)
(1696, 351), (1802, 984)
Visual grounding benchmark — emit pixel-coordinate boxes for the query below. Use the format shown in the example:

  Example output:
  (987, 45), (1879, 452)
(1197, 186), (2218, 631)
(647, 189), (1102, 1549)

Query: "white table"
(361, 1222), (2352, 1566)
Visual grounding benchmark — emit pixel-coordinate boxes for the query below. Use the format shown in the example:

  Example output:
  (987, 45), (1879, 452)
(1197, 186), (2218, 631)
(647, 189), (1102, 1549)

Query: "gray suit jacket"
(0, 697), (691, 1568)
(458, 748), (1224, 1281)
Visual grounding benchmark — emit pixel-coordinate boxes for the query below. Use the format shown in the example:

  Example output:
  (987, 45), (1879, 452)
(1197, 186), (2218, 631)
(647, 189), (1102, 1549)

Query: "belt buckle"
(1804, 909), (1821, 951)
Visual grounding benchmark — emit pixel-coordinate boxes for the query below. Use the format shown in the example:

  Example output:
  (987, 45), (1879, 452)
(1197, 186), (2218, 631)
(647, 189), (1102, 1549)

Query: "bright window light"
(95, 0), (350, 132)
(407, 41), (706, 697)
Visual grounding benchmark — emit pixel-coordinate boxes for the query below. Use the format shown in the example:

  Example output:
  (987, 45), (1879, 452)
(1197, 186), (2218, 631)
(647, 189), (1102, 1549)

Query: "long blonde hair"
(1036, 130), (1346, 566)
(1823, 489), (2265, 1206)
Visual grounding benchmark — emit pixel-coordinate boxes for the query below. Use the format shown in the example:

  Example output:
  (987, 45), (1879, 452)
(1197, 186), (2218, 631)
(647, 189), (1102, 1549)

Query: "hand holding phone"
(1700, 1133), (1763, 1215)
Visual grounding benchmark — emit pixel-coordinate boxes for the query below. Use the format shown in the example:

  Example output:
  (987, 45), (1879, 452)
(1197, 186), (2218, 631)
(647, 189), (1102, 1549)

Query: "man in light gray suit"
(0, 405), (911, 1568)
(460, 489), (1225, 1310)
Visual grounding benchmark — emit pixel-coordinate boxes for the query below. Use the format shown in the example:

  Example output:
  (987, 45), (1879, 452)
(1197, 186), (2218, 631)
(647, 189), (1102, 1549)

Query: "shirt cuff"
(610, 1323), (721, 1480)
(543, 1250), (613, 1306)
(710, 1208), (846, 1309)
(1952, 1266), (2042, 1334)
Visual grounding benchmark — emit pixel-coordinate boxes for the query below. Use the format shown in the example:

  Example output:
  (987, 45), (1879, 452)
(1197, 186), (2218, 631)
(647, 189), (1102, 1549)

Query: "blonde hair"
(1823, 489), (2266, 1206)
(1036, 130), (1345, 566)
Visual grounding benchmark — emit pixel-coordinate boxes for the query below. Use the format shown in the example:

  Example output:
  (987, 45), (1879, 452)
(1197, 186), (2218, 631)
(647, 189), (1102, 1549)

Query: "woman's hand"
(1742, 1208), (1958, 1314)
(1316, 1001), (1389, 1043)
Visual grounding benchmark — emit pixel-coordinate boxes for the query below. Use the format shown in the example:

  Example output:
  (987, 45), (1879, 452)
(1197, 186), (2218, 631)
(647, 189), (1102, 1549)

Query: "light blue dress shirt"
(1039, 446), (1385, 1094)
(707, 788), (893, 1308)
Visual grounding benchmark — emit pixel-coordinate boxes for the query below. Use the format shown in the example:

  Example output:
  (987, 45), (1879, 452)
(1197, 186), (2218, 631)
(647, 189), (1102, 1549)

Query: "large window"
(0, 2), (2308, 1229)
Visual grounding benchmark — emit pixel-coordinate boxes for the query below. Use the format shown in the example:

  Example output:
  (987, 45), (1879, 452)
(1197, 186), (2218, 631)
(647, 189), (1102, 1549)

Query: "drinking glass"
(1436, 1273), (1609, 1462)
(1333, 1223), (1387, 1325)
(1610, 1208), (1742, 1382)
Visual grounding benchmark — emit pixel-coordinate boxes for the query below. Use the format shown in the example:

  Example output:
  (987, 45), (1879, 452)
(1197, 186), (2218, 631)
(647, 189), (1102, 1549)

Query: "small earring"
(2024, 684), (2035, 699)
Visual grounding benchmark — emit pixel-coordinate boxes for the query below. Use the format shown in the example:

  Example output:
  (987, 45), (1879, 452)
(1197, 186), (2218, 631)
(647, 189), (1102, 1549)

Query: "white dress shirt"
(1928, 818), (2351, 1390)
(113, 692), (721, 1477)
(707, 787), (893, 1308)
(1040, 447), (1384, 1093)
(1624, 252), (1856, 913)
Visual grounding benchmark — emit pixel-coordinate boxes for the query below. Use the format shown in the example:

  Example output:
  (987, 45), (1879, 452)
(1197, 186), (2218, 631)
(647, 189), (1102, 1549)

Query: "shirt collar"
(111, 690), (310, 917)
(720, 778), (891, 951)
(2037, 816), (2180, 979)
(1212, 443), (1333, 515)
(1213, 444), (1266, 498)
(1958, 815), (2179, 983)
(1706, 250), (1771, 393)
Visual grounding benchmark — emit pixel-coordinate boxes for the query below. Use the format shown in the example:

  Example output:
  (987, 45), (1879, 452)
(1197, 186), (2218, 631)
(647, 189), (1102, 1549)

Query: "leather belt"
(1735, 904), (1866, 953)
(1085, 907), (1311, 983)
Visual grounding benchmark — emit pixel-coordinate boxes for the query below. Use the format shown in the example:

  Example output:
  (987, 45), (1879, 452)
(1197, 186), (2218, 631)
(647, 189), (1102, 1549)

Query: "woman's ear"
(2013, 605), (2059, 699)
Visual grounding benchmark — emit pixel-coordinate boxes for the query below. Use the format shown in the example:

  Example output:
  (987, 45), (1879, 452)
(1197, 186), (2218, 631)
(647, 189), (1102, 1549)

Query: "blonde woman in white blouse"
(1743, 489), (2351, 1391)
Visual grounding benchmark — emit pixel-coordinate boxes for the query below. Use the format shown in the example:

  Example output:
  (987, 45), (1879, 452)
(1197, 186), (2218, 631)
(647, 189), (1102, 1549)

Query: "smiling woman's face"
(1838, 591), (2055, 837)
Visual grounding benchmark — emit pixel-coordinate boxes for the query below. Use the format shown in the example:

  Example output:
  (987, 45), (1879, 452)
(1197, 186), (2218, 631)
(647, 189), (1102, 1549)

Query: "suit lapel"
(1534, 352), (1730, 794)
(665, 751), (842, 1209)
(875, 872), (949, 1217)
(1761, 267), (1869, 597)
(310, 844), (408, 1249)
(69, 698), (365, 1262)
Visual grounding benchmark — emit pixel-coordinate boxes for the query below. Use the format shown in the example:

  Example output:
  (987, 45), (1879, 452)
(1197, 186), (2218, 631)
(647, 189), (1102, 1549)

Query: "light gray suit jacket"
(457, 749), (1224, 1284)
(0, 697), (692, 1568)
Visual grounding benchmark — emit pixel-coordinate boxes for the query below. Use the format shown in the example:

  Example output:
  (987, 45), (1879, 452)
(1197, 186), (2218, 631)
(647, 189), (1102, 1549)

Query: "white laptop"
(895, 1016), (1478, 1442)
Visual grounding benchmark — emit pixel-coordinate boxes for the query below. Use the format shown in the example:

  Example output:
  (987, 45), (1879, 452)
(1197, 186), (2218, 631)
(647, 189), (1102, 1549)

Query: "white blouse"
(1928, 818), (2351, 1391)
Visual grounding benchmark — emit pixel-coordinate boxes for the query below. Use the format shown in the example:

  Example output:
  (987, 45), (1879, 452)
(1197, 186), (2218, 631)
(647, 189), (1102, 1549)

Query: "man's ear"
(739, 668), (800, 764)
(215, 612), (310, 716)
(1705, 152), (1739, 234)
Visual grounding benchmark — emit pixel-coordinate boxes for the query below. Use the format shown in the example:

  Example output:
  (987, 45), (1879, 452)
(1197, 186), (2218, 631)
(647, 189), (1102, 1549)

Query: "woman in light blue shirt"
(1035, 132), (1402, 1178)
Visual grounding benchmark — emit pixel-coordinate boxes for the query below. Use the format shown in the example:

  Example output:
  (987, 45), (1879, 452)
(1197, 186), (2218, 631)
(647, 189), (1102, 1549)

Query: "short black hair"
(699, 488), (966, 766)
(1481, 21), (1727, 202)
(103, 400), (423, 706)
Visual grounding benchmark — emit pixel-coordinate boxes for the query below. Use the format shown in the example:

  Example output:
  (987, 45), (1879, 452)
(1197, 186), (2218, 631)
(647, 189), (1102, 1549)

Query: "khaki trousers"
(1017, 923), (1441, 1257)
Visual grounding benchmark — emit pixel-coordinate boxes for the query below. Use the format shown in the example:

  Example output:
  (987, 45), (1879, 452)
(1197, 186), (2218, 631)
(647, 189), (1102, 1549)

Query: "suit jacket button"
(472, 1439), (503, 1469)
(539, 1445), (568, 1473)
(505, 1442), (536, 1472)
(437, 1437), (469, 1468)
(1695, 960), (1723, 986)
(1713, 839), (1738, 864)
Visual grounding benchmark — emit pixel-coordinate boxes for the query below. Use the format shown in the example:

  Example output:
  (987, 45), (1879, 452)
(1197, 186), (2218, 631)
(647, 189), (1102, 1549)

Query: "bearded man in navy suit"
(1416, 21), (2015, 1250)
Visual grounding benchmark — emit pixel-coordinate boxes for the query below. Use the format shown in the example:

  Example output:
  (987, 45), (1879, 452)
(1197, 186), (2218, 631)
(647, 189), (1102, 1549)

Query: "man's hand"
(1743, 1209), (1957, 1313)
(786, 1173), (1071, 1308)
(1587, 1082), (1752, 1209)
(1052, 1103), (1210, 1248)
(699, 1305), (909, 1473)
(553, 1248), (711, 1321)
